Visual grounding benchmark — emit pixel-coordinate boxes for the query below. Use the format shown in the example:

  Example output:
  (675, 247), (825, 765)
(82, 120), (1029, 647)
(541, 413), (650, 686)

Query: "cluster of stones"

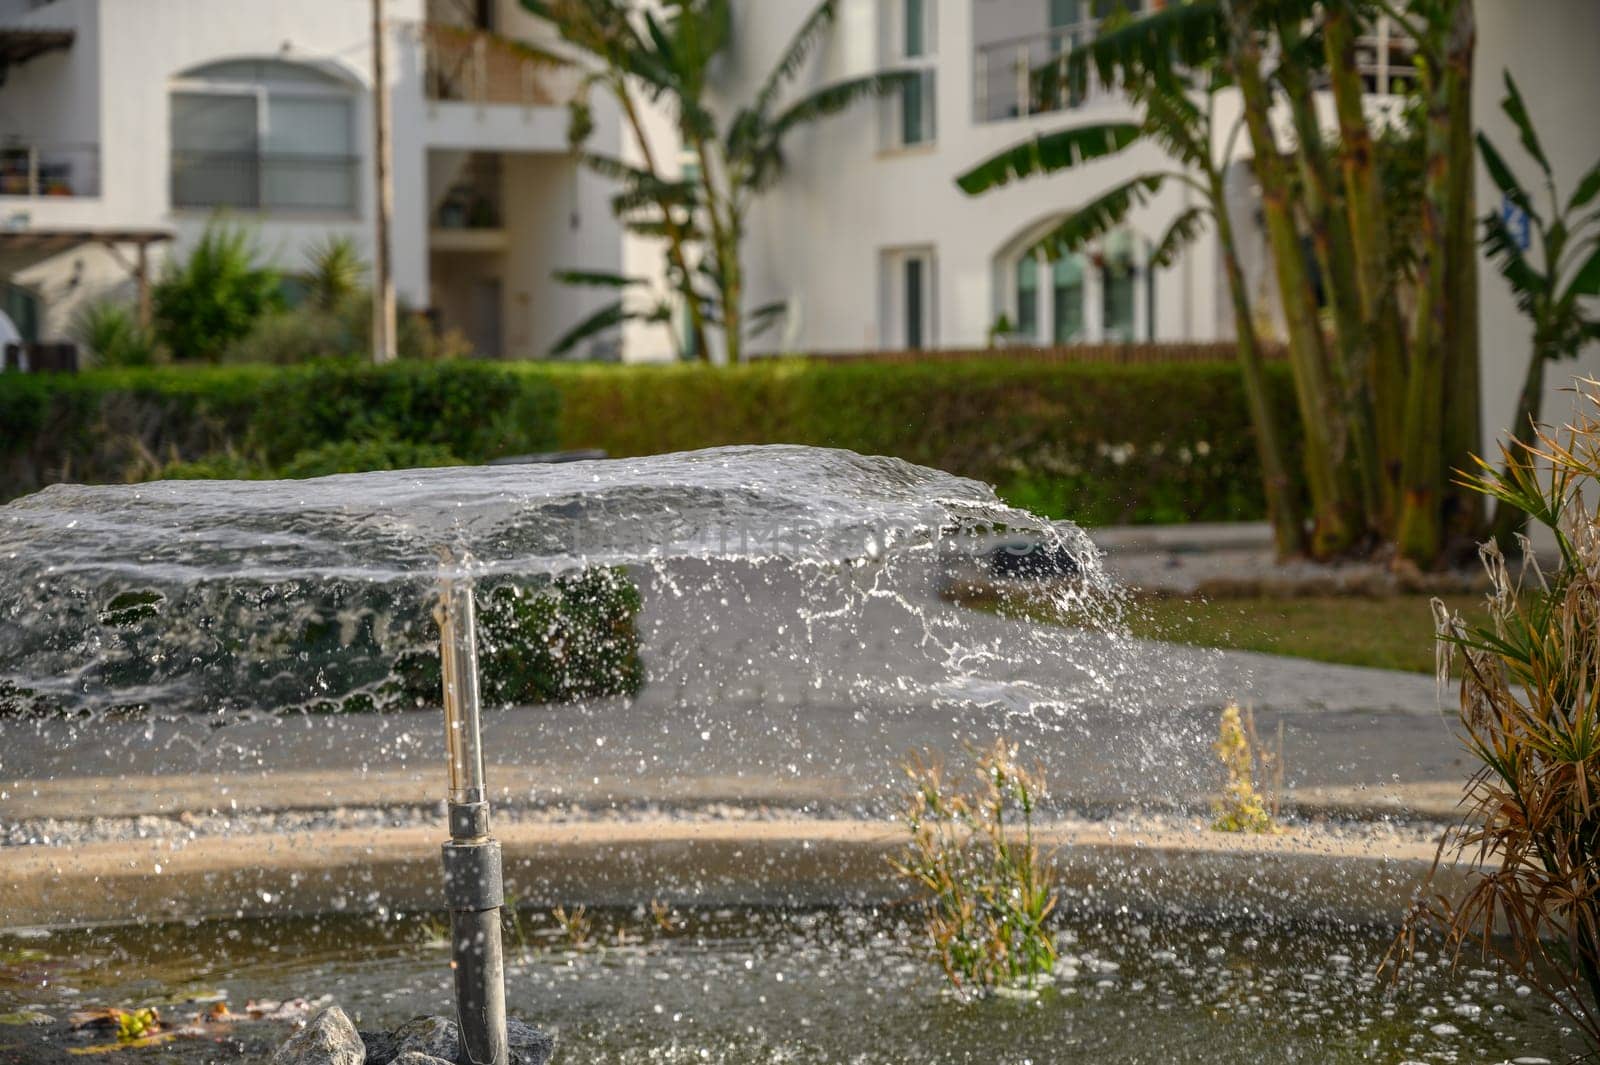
(273, 1008), (553, 1065)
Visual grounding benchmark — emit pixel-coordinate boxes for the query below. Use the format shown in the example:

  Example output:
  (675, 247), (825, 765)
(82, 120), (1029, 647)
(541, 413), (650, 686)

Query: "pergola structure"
(0, 228), (173, 326)
(0, 27), (75, 84)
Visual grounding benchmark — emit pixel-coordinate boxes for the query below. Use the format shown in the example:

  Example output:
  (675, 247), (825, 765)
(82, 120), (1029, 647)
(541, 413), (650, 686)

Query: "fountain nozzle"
(435, 554), (510, 1065)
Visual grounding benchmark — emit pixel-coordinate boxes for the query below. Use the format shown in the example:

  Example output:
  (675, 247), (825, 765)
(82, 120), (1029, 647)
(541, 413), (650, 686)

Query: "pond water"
(0, 907), (1576, 1064)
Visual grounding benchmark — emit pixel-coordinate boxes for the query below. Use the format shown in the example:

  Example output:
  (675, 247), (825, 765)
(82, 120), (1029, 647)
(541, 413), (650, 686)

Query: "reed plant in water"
(891, 739), (1057, 997)
(1397, 379), (1600, 1047)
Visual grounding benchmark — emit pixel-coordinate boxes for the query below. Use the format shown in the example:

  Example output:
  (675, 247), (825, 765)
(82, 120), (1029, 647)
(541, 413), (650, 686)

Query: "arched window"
(0, 282), (40, 344)
(1001, 226), (1153, 344)
(171, 59), (358, 213)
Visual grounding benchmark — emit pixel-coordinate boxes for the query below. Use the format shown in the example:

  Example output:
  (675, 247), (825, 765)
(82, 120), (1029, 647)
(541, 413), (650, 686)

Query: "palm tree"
(1477, 71), (1600, 541)
(528, 0), (910, 363)
(963, 0), (1487, 566)
(956, 15), (1306, 557)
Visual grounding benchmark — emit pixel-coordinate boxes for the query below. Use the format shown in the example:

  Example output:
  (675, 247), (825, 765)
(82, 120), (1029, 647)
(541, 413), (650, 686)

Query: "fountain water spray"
(435, 553), (510, 1065)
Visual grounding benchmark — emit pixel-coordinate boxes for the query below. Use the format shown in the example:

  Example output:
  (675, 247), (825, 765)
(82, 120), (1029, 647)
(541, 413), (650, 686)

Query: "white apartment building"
(0, 0), (1594, 453)
(0, 0), (626, 360)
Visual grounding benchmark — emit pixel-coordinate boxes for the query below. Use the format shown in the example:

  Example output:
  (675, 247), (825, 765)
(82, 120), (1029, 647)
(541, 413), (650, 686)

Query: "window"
(881, 247), (936, 350)
(883, 0), (936, 149)
(905, 257), (925, 349)
(1051, 256), (1085, 343)
(904, 0), (927, 57)
(1102, 262), (1136, 341)
(1101, 230), (1137, 341)
(0, 282), (39, 344)
(171, 59), (358, 213)
(1004, 228), (1152, 344)
(1015, 255), (1038, 338)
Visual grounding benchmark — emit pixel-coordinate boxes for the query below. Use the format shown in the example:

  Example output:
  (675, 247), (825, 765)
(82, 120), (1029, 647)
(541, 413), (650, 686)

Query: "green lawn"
(963, 591), (1487, 674)
(1122, 594), (1487, 673)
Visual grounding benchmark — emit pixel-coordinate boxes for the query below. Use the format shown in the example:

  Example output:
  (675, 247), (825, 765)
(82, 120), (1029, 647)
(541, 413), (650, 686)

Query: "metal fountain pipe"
(434, 554), (510, 1065)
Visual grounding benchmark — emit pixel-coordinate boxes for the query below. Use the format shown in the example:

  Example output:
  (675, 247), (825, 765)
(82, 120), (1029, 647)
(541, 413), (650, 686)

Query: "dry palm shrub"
(1397, 379), (1600, 1047)
(890, 739), (1058, 996)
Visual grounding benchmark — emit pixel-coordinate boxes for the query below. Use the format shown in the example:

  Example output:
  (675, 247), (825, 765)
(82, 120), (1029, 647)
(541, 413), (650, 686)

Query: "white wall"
(1475, 0), (1600, 452)
(0, 0), (430, 341)
(705, 0), (1219, 357)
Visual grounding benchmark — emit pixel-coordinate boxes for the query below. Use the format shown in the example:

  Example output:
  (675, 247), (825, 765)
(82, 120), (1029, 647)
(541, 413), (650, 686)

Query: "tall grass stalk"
(891, 739), (1058, 997)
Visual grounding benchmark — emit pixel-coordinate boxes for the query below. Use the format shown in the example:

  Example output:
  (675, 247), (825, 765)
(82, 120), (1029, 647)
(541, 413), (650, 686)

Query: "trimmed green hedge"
(539, 360), (1304, 524)
(0, 361), (559, 497)
(0, 358), (1301, 524)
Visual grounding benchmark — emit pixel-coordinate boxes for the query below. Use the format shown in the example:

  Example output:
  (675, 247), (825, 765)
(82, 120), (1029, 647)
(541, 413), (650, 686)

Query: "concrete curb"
(2, 818), (1464, 930)
(0, 774), (1470, 824)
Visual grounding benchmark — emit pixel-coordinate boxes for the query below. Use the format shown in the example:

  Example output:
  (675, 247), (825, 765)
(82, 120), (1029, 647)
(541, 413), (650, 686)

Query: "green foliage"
(152, 221), (284, 362)
(955, 123), (1142, 195)
(223, 236), (470, 366)
(395, 568), (645, 708)
(0, 356), (1296, 526)
(0, 362), (560, 498)
(277, 438), (461, 479)
(891, 739), (1058, 997)
(301, 235), (367, 312)
(163, 437), (462, 481)
(220, 302), (361, 366)
(1478, 72), (1600, 367)
(536, 0), (905, 361)
(250, 361), (556, 466)
(71, 300), (163, 368)
(544, 358), (1300, 525)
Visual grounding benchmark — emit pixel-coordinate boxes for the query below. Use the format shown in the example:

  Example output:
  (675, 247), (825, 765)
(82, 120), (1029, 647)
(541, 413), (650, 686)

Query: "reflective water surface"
(0, 908), (1577, 1064)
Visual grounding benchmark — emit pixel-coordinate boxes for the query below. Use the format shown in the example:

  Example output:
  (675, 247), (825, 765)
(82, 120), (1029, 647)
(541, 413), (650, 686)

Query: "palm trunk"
(1490, 350), (1546, 544)
(1323, 4), (1409, 523)
(693, 140), (742, 365)
(1439, 9), (1483, 556)
(1214, 184), (1307, 558)
(1397, 0), (1475, 566)
(615, 87), (711, 362)
(1226, 4), (1359, 558)
(1275, 13), (1381, 530)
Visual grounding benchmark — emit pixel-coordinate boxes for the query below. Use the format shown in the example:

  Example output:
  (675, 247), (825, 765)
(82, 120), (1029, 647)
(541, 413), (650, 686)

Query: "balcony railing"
(171, 151), (359, 213)
(422, 23), (573, 108)
(973, 27), (1114, 124)
(0, 141), (100, 197)
(976, 13), (1416, 125)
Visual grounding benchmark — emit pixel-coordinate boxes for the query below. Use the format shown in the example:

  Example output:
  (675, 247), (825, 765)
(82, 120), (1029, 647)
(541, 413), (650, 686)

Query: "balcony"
(422, 23), (572, 109)
(973, 27), (1115, 124)
(430, 151), (506, 253)
(170, 151), (359, 214)
(0, 141), (99, 198)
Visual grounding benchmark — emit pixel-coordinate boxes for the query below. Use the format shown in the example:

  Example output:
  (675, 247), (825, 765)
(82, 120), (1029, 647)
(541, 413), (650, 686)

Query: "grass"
(959, 591), (1487, 674)
(1124, 593), (1487, 673)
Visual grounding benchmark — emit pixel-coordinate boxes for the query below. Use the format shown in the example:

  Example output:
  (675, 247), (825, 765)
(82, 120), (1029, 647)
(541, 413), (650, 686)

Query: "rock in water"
(378, 1017), (457, 1061)
(508, 1019), (555, 1065)
(363, 1015), (554, 1065)
(274, 1007), (365, 1065)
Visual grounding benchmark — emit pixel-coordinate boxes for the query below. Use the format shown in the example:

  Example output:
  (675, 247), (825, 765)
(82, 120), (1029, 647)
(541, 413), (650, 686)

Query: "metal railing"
(973, 26), (1113, 124)
(422, 22), (573, 108)
(0, 141), (100, 197)
(171, 151), (359, 213)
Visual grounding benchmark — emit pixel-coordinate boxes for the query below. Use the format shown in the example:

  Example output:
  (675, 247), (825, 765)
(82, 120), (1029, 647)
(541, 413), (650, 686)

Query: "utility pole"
(371, 0), (397, 363)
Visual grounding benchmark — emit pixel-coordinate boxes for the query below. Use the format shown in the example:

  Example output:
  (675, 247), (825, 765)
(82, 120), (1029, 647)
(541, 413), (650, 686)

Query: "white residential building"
(0, 0), (1595, 454)
(0, 0), (625, 359)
